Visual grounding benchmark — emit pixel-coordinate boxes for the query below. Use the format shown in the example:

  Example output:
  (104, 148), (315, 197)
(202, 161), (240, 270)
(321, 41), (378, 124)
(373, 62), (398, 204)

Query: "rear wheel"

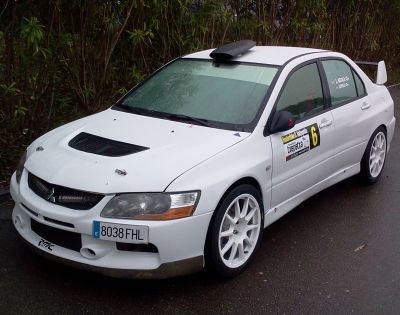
(206, 184), (263, 278)
(360, 127), (387, 184)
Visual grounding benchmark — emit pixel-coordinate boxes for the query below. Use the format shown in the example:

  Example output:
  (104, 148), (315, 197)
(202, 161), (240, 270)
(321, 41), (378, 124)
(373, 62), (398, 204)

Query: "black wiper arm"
(113, 103), (150, 115)
(113, 103), (139, 113)
(164, 113), (212, 127)
(112, 103), (130, 112)
(113, 104), (212, 127)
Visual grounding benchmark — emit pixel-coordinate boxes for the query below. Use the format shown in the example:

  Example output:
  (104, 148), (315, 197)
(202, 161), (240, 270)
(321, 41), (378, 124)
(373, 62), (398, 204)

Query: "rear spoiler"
(355, 60), (387, 85)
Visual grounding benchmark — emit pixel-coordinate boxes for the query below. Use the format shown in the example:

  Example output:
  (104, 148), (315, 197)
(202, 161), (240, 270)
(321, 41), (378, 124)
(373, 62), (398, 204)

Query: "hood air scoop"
(68, 132), (149, 157)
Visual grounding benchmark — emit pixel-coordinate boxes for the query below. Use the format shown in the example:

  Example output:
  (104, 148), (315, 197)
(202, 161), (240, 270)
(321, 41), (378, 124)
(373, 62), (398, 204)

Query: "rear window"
(321, 60), (358, 107)
(353, 70), (366, 97)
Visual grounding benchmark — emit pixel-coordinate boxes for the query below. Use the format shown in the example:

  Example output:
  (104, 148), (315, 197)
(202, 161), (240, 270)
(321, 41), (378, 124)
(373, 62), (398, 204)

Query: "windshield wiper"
(161, 113), (212, 127)
(113, 103), (142, 114)
(114, 104), (212, 127)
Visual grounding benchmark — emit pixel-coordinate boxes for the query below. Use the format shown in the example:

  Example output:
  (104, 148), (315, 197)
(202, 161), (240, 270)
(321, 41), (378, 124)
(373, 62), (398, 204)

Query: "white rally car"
(10, 41), (395, 278)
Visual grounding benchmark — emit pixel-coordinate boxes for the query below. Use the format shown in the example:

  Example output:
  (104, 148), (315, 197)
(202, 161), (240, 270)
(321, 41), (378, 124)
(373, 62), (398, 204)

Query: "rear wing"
(355, 60), (387, 85)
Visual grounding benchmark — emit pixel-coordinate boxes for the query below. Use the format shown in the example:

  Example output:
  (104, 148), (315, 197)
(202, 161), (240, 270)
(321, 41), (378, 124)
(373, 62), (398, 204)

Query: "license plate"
(92, 221), (149, 244)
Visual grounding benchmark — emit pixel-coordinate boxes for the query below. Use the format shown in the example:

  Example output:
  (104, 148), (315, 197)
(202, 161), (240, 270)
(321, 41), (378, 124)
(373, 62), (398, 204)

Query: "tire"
(206, 184), (264, 278)
(360, 126), (387, 184)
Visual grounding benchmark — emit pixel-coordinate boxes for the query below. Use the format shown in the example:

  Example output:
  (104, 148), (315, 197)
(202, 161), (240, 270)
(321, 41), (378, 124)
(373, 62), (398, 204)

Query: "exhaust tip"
(80, 247), (97, 259)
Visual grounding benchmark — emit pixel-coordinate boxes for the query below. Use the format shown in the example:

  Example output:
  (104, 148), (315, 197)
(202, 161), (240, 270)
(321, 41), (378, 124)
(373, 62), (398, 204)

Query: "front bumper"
(10, 172), (213, 279)
(15, 232), (203, 279)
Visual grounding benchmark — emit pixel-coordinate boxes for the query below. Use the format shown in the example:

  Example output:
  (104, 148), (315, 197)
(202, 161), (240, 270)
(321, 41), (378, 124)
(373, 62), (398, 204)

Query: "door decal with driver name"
(281, 123), (320, 161)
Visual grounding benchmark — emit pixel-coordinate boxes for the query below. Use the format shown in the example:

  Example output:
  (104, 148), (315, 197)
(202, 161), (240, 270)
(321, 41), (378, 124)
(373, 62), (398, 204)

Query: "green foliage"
(13, 105), (28, 120)
(0, 82), (21, 96)
(128, 64), (144, 84)
(20, 17), (45, 55)
(1, 0), (400, 183)
(127, 23), (154, 46)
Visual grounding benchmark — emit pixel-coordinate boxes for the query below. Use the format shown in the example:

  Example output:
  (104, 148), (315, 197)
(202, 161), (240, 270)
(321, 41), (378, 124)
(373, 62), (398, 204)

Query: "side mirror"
(269, 110), (296, 133)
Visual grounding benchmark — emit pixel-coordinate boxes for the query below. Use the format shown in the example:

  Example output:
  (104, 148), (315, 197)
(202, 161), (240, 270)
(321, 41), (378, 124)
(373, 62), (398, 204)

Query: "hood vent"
(68, 132), (149, 157)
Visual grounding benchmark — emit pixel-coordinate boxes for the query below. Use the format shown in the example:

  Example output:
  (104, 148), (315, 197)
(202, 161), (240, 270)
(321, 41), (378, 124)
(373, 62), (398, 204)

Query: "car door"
(269, 61), (336, 209)
(320, 59), (372, 169)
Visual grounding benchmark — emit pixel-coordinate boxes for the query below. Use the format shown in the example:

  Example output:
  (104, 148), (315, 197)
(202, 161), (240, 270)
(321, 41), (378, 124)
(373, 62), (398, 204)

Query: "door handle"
(361, 102), (371, 110)
(319, 119), (332, 129)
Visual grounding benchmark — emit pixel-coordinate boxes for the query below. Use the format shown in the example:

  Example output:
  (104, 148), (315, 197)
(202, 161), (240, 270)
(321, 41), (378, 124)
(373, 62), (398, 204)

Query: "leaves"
(13, 105), (28, 120)
(127, 24), (155, 46)
(0, 82), (21, 96)
(128, 64), (143, 84)
(20, 17), (45, 55)
(1, 0), (400, 182)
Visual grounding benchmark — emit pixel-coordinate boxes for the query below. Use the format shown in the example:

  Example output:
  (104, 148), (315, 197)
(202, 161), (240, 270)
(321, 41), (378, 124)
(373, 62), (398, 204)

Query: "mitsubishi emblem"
(46, 187), (56, 203)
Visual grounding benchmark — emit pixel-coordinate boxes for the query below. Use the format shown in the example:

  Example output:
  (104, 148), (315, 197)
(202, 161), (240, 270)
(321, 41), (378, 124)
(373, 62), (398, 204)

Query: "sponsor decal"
(38, 238), (54, 251)
(331, 76), (350, 89)
(281, 123), (320, 161)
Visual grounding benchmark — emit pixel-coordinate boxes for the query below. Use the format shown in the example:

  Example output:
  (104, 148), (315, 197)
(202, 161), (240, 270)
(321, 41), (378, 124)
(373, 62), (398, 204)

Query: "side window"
(353, 70), (366, 97)
(321, 60), (357, 107)
(276, 63), (324, 120)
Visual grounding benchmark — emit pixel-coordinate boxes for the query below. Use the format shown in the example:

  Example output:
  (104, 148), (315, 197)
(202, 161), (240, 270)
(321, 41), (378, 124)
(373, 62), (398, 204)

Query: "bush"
(1, 0), (399, 184)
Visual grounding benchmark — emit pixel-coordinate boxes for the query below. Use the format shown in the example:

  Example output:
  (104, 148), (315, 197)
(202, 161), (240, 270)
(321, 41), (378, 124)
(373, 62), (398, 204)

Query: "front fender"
(166, 135), (272, 216)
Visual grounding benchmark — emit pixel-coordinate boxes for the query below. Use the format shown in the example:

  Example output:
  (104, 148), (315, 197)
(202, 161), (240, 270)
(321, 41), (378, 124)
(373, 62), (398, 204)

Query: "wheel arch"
(363, 123), (387, 155)
(378, 123), (387, 134)
(360, 124), (388, 184)
(217, 177), (263, 209)
(204, 176), (264, 261)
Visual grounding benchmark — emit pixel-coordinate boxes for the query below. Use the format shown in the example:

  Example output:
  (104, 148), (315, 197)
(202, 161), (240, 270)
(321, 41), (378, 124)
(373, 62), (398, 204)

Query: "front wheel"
(360, 127), (387, 184)
(206, 184), (264, 278)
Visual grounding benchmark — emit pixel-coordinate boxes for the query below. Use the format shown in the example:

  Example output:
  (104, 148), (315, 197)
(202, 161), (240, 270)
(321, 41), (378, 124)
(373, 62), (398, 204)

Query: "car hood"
(25, 109), (249, 194)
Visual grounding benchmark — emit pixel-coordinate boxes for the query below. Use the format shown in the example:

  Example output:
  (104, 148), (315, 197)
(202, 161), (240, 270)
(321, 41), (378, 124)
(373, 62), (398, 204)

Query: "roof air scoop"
(209, 40), (256, 59)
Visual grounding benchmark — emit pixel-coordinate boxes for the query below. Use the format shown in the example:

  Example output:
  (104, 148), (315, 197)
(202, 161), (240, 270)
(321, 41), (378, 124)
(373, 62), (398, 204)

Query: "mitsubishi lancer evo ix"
(11, 41), (395, 278)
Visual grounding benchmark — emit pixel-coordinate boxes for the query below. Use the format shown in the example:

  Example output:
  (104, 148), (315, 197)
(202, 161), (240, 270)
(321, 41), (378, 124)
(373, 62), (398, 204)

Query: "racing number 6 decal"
(308, 124), (320, 149)
(310, 126), (318, 146)
(281, 123), (320, 161)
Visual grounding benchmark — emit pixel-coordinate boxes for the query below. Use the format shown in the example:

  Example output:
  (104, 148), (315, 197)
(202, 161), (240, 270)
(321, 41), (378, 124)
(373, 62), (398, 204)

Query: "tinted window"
(322, 60), (357, 106)
(276, 63), (324, 120)
(353, 70), (366, 96)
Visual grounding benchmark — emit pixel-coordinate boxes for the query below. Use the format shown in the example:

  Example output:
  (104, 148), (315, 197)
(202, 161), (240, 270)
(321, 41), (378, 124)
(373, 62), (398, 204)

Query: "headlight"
(101, 191), (200, 220)
(16, 151), (27, 184)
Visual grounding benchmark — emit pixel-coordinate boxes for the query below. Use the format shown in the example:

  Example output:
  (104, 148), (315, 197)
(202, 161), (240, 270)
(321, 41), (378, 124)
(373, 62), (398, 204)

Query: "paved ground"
(0, 87), (399, 315)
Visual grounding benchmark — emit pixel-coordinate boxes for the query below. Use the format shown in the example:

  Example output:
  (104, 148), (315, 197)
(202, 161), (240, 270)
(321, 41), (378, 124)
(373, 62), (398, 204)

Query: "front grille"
(68, 132), (149, 157)
(28, 172), (104, 210)
(31, 219), (82, 252)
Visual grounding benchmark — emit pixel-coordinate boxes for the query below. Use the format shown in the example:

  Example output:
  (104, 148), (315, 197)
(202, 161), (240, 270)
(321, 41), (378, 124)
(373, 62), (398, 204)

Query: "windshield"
(116, 59), (279, 131)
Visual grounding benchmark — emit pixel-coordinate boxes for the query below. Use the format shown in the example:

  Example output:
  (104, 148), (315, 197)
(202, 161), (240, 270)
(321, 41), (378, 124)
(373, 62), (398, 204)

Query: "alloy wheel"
(369, 131), (386, 178)
(218, 194), (261, 268)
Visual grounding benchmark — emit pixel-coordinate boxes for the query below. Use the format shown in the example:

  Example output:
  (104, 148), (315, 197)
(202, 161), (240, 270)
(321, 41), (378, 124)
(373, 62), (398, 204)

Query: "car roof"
(183, 46), (327, 66)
